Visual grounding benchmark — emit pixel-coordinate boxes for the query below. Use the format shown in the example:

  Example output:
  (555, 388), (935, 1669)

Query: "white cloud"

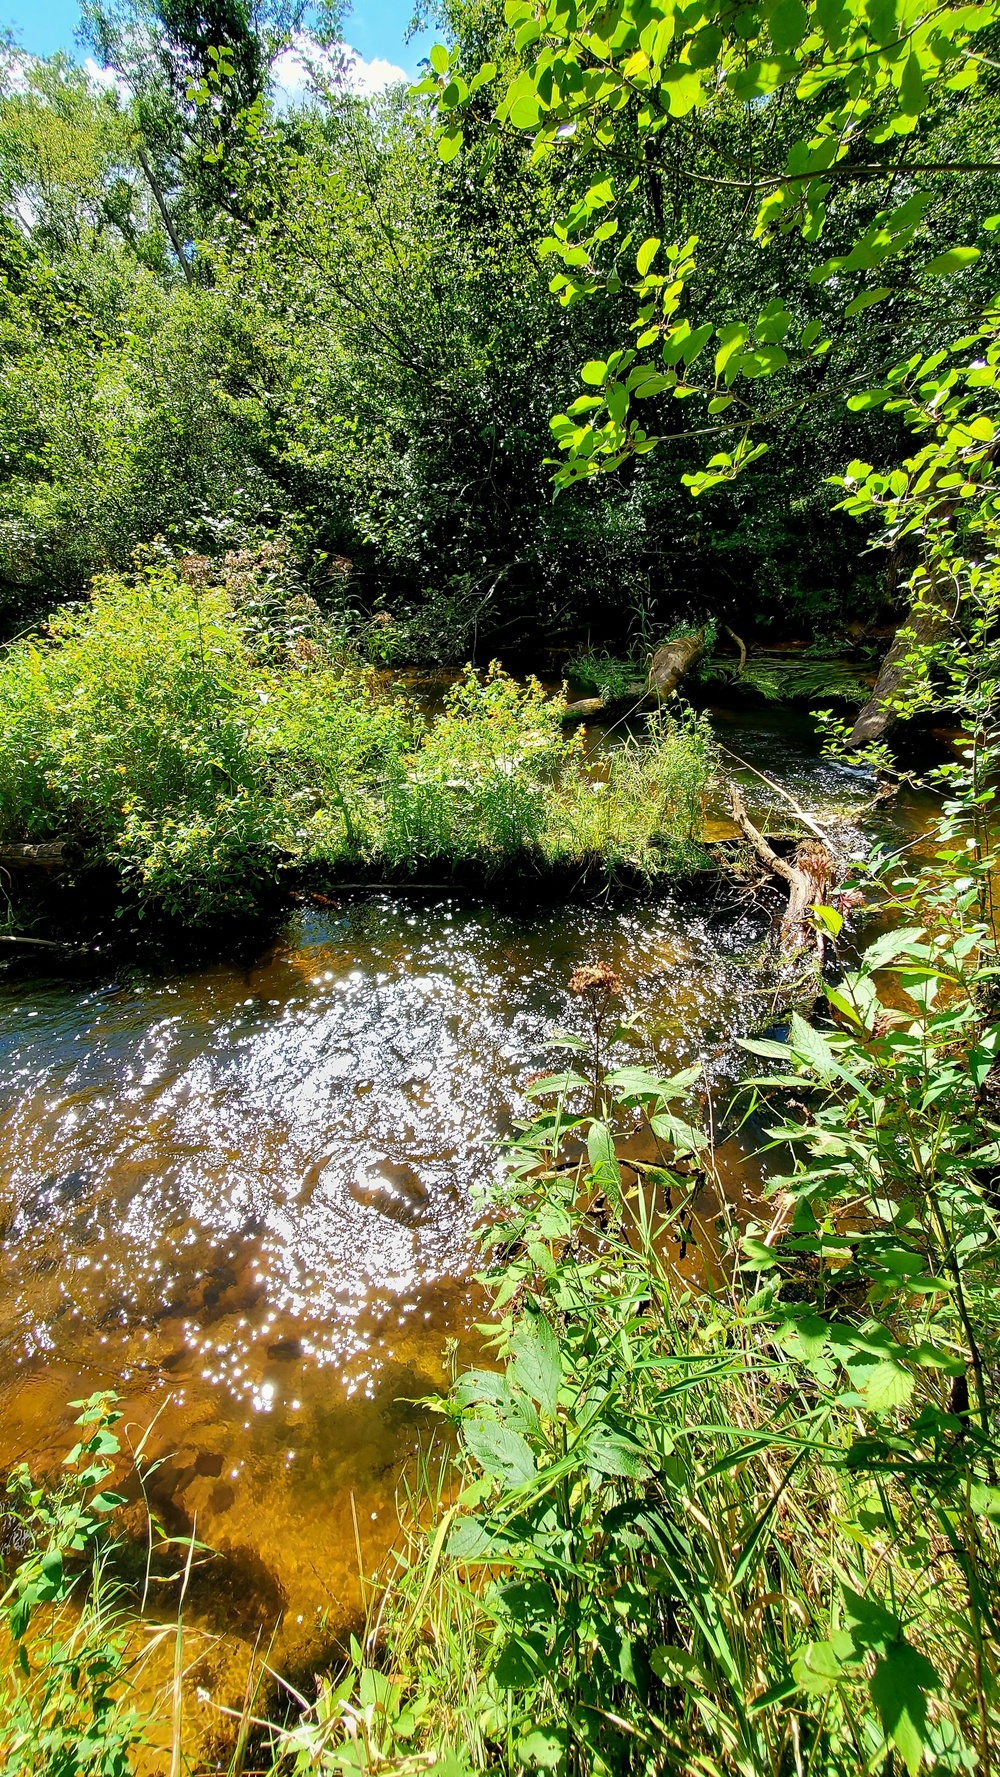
(84, 56), (129, 96)
(342, 48), (410, 96)
(271, 39), (409, 107)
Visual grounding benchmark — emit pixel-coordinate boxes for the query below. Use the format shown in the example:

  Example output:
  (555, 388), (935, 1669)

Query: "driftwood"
(0, 934), (74, 949)
(648, 629), (706, 699)
(728, 780), (835, 956)
(724, 626), (748, 674)
(563, 695), (612, 722)
(563, 630), (706, 723)
(0, 842), (72, 870)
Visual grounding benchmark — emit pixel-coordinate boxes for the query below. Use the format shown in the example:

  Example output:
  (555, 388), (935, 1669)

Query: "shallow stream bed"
(0, 703), (935, 1729)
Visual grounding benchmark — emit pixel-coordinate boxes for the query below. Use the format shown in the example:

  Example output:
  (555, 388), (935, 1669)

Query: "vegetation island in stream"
(3, 0), (1000, 1770)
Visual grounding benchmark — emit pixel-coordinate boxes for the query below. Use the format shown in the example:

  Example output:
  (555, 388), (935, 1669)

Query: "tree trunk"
(648, 629), (705, 699)
(845, 593), (948, 749)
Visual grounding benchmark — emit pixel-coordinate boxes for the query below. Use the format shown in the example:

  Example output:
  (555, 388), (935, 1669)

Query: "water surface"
(0, 703), (932, 1711)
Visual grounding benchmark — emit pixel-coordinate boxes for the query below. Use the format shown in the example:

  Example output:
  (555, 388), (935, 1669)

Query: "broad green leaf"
(863, 1360), (914, 1412)
(649, 1109), (708, 1152)
(792, 1638), (846, 1693)
(870, 1640), (940, 1777)
(524, 1071), (587, 1096)
(582, 1427), (646, 1477)
(588, 1120), (622, 1187)
(923, 247), (981, 276)
(510, 1316), (561, 1417)
(898, 51), (926, 115)
(769, 0), (808, 49)
(844, 287), (892, 316)
(636, 236), (661, 275)
(517, 1728), (569, 1770)
(715, 321), (748, 377)
(861, 927), (925, 971)
(438, 128), (463, 163)
(788, 1011), (839, 1078)
(463, 1419), (536, 1484)
(446, 1515), (494, 1559)
(493, 1632), (543, 1687)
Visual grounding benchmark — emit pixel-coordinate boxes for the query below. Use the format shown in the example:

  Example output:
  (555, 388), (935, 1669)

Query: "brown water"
(0, 704), (933, 1735)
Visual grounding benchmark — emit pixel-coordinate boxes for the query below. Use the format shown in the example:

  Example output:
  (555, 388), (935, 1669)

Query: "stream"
(0, 701), (937, 1732)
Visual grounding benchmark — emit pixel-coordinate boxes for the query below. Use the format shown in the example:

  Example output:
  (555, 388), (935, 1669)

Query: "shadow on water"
(0, 703), (937, 1729)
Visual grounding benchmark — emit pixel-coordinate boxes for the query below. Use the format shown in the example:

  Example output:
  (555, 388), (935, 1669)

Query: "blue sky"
(1, 0), (435, 78)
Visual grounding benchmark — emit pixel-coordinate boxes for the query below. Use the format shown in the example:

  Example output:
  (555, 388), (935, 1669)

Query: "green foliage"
(0, 565), (714, 921)
(0, 1394), (142, 1777)
(0, 558), (288, 920)
(565, 649), (645, 701)
(326, 535), (1000, 1777)
(425, 0), (1000, 530)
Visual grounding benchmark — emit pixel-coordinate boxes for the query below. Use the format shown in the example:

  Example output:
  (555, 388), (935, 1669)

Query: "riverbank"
(0, 562), (717, 945)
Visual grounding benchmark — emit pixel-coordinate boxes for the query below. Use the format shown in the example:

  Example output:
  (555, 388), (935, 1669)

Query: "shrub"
(0, 560), (285, 921)
(377, 664), (583, 867)
(0, 569), (714, 921)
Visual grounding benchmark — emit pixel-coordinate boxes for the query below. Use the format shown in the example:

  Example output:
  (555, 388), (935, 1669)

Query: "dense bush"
(0, 563), (715, 923)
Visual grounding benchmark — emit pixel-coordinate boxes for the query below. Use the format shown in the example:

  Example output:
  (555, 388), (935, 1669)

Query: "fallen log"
(562, 630), (706, 723)
(0, 841), (73, 870)
(0, 933), (75, 949)
(845, 594), (947, 749)
(562, 695), (610, 723)
(648, 629), (705, 700)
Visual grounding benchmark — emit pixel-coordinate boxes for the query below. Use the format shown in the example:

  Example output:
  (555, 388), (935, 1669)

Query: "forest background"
(4, 0), (993, 663)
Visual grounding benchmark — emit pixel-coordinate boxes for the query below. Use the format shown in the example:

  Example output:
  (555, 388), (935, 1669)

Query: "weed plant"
(0, 1397), (149, 1777)
(0, 563), (715, 922)
(291, 539), (1000, 1775)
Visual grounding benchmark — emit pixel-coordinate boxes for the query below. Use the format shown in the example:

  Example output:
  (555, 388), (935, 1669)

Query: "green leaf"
(581, 360), (608, 386)
(430, 43), (449, 73)
(813, 903), (843, 936)
(844, 287), (892, 317)
(636, 237), (661, 275)
(792, 1638), (847, 1694)
(40, 1550), (63, 1587)
(510, 1316), (561, 1417)
(870, 1640), (940, 1776)
(660, 66), (705, 114)
(89, 1490), (126, 1512)
(524, 1071), (588, 1097)
(898, 51), (926, 115)
(463, 1419), (536, 1485)
(861, 926), (924, 971)
(788, 1011), (839, 1078)
(494, 1632), (543, 1687)
(588, 1120), (622, 1188)
(581, 1427), (646, 1477)
(923, 247), (981, 276)
(769, 0), (808, 50)
(649, 1109), (707, 1152)
(863, 1360), (914, 1412)
(446, 1515), (494, 1559)
(650, 1644), (711, 1689)
(715, 321), (748, 377)
(517, 1728), (569, 1770)
(438, 127), (463, 163)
